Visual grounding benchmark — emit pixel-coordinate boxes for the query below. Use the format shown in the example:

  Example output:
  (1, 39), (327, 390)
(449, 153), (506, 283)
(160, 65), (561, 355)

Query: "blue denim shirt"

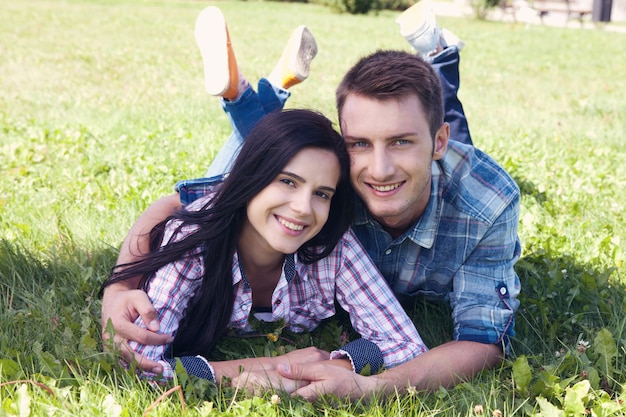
(351, 141), (521, 348)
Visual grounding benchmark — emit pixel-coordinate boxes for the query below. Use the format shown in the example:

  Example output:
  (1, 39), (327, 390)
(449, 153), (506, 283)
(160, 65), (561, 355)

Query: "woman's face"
(242, 147), (341, 257)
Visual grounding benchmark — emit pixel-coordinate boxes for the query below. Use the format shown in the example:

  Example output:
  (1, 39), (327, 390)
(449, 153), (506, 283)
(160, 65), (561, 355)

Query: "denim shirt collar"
(353, 161), (443, 249)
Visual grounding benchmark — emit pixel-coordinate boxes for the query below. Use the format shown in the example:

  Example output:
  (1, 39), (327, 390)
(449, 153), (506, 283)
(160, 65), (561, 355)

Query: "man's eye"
(349, 141), (368, 148)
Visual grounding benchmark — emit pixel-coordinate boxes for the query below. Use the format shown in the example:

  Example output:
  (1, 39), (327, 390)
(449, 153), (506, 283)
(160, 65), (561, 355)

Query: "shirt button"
(385, 249), (392, 255)
(499, 286), (507, 295)
(275, 299), (281, 305)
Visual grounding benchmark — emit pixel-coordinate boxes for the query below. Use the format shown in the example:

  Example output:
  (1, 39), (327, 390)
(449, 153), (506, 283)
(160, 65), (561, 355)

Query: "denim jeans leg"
(257, 78), (290, 114)
(430, 46), (473, 146)
(204, 131), (244, 177)
(205, 81), (290, 176)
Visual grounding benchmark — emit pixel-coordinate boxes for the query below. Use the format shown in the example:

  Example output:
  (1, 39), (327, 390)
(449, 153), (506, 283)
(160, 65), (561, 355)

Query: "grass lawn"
(1, 0), (626, 415)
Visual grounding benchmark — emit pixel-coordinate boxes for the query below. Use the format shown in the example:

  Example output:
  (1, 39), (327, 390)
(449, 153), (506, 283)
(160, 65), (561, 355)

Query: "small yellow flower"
(474, 404), (484, 415)
(271, 394), (281, 405)
(267, 333), (279, 342)
(406, 386), (418, 396)
(492, 410), (503, 417)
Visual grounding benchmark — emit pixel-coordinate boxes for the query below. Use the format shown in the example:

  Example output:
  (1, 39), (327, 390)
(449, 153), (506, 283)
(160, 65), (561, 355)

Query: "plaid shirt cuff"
(164, 356), (215, 382)
(331, 339), (385, 375)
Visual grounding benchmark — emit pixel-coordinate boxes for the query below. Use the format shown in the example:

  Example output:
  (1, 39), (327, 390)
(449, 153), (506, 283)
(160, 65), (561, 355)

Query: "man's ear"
(433, 122), (450, 161)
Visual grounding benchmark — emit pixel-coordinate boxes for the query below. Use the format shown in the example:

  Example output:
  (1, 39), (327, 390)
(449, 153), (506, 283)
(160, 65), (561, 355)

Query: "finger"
(113, 319), (172, 346)
(231, 373), (265, 395)
(115, 337), (164, 374)
(279, 375), (311, 394)
(130, 291), (161, 333)
(293, 384), (322, 402)
(277, 363), (312, 380)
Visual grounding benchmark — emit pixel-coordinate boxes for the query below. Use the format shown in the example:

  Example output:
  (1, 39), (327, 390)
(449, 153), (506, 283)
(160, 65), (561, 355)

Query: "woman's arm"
(332, 229), (427, 371)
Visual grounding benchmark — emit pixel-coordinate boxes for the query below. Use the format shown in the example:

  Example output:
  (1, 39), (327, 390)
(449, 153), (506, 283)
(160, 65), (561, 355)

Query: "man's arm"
(278, 340), (503, 401)
(101, 193), (181, 372)
(115, 193), (182, 276)
(374, 340), (503, 391)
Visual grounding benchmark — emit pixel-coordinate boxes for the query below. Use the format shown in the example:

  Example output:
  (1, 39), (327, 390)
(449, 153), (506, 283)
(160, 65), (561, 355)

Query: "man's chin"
(361, 199), (412, 228)
(365, 205), (401, 224)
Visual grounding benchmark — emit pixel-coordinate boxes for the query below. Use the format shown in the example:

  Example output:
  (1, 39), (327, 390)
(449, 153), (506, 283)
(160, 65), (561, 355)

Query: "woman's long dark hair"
(103, 109), (352, 357)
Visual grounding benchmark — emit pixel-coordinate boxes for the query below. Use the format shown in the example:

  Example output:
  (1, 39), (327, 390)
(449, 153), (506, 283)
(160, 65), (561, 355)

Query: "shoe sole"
(194, 6), (231, 96)
(441, 28), (465, 52)
(397, 0), (439, 55)
(288, 25), (318, 81)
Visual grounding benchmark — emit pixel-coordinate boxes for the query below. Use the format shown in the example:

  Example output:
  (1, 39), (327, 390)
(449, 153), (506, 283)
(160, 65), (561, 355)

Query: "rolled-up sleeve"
(450, 201), (521, 352)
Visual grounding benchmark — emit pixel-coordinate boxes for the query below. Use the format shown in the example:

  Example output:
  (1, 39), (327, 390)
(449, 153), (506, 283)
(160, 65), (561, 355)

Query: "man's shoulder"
(439, 142), (520, 224)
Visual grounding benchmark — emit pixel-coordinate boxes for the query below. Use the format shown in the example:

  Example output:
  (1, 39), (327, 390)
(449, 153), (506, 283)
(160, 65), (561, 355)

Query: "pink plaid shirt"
(129, 194), (427, 379)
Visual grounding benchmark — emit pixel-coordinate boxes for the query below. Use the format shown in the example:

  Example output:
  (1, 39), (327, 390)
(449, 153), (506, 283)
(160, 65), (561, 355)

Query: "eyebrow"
(282, 171), (337, 194)
(344, 132), (420, 141)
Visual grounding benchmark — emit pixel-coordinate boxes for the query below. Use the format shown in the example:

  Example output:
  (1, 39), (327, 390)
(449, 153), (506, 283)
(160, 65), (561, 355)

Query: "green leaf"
(590, 391), (624, 417)
(0, 358), (21, 379)
(563, 380), (589, 416)
(531, 368), (562, 399)
(513, 355), (533, 396)
(533, 396), (564, 417)
(593, 328), (617, 378)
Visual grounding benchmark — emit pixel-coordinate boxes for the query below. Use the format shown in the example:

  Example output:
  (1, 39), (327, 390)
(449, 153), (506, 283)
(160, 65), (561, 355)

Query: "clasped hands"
(101, 286), (353, 398)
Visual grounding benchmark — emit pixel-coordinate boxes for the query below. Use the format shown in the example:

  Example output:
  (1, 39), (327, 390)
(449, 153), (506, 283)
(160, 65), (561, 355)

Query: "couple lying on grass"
(101, 5), (521, 401)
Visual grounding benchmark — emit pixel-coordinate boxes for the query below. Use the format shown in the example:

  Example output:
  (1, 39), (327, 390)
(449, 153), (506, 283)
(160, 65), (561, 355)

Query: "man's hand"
(282, 346), (330, 364)
(101, 193), (181, 373)
(276, 362), (377, 401)
(101, 284), (172, 373)
(276, 341), (504, 401)
(231, 369), (309, 395)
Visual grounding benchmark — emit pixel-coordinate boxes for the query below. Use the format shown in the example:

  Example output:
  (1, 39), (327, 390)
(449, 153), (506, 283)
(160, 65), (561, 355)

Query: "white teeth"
(278, 218), (304, 231)
(371, 183), (401, 192)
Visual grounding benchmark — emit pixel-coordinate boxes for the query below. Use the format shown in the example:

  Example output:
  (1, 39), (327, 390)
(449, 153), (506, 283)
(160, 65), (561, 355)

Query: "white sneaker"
(396, 0), (440, 56)
(194, 6), (239, 97)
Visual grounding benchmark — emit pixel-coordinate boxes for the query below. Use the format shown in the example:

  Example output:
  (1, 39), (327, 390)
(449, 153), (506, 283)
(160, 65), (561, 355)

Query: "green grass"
(1, 0), (626, 415)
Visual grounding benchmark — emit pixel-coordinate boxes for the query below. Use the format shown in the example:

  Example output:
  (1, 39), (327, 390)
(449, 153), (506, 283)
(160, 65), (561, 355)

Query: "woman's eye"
(280, 178), (296, 187)
(315, 191), (331, 200)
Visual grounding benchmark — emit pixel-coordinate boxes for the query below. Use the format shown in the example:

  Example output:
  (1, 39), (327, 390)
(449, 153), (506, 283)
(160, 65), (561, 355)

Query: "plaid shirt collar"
(232, 251), (302, 289)
(352, 161), (443, 250)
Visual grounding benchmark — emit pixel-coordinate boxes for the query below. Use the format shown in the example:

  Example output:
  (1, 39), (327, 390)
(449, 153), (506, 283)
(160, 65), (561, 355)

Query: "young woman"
(103, 109), (427, 390)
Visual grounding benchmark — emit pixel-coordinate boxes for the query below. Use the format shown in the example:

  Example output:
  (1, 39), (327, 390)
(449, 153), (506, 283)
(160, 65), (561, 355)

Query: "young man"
(102, 4), (520, 399)
(275, 48), (521, 399)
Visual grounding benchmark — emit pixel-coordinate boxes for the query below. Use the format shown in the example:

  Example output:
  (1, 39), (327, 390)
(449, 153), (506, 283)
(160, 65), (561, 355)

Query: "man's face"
(340, 93), (449, 236)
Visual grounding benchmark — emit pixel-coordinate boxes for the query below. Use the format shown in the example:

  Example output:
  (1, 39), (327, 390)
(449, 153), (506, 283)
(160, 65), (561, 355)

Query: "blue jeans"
(205, 46), (472, 177)
(205, 79), (290, 176)
(434, 46), (472, 147)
